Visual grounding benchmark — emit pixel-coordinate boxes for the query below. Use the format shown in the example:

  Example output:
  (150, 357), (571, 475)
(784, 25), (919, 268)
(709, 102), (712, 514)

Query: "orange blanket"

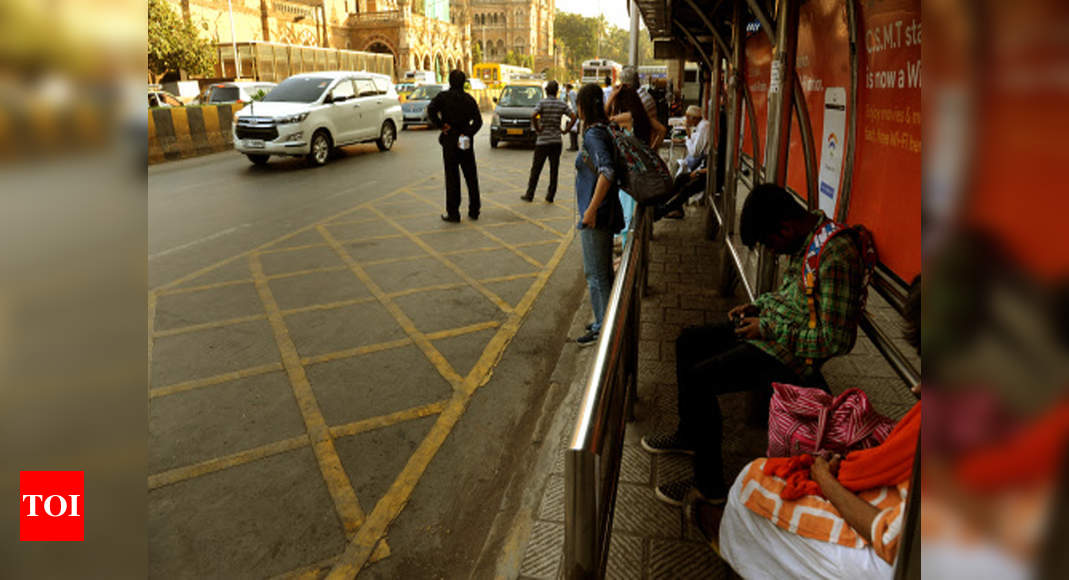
(764, 402), (921, 499)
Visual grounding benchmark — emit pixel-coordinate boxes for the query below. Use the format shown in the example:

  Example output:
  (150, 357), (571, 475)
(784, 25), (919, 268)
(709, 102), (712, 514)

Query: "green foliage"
(148, 0), (217, 80)
(472, 41), (483, 65)
(503, 50), (533, 69)
(553, 10), (660, 78)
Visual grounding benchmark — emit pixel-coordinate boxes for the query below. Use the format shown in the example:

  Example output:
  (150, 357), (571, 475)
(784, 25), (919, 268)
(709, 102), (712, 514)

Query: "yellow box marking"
(149, 362), (284, 399)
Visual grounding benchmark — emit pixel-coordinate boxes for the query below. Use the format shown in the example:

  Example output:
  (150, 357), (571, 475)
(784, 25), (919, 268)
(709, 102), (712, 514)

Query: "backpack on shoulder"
(603, 123), (674, 206)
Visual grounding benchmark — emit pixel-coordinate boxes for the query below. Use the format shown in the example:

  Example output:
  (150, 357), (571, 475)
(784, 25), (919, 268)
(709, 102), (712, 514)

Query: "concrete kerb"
(477, 293), (594, 578)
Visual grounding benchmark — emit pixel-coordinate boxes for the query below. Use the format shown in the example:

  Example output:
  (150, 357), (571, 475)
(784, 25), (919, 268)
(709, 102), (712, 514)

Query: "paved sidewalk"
(515, 202), (919, 579)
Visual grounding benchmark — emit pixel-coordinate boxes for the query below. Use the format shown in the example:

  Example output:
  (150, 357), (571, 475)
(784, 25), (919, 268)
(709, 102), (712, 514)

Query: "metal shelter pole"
(629, 1), (640, 66)
(705, 42), (722, 240)
(718, 0), (745, 292)
(755, 0), (799, 295)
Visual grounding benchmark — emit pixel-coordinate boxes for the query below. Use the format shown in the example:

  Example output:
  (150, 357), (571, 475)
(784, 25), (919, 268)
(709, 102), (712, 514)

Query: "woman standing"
(573, 84), (625, 346)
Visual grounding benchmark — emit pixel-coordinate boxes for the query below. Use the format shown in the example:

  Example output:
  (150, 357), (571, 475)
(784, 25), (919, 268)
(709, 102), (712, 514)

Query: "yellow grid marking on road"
(149, 362), (284, 399)
(282, 296), (379, 316)
(300, 337), (413, 367)
(367, 206), (514, 315)
(152, 313), (267, 338)
(155, 278), (253, 297)
(250, 253), (366, 536)
(384, 281), (470, 299)
(470, 173), (578, 241)
(478, 272), (540, 284)
(267, 265), (348, 280)
(150, 178), (430, 293)
(325, 225), (576, 578)
(317, 225), (465, 388)
(514, 239), (561, 249)
(329, 400), (447, 439)
(424, 320), (501, 340)
(149, 434), (309, 490)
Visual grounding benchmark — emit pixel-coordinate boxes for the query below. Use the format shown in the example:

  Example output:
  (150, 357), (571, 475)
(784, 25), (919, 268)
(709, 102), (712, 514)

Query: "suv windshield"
(208, 86), (240, 102)
(498, 86), (542, 107)
(263, 77), (332, 103)
(408, 86), (443, 101)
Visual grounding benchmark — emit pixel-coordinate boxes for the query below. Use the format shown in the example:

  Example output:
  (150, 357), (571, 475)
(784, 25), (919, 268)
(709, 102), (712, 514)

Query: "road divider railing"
(148, 103), (242, 164)
(564, 208), (651, 579)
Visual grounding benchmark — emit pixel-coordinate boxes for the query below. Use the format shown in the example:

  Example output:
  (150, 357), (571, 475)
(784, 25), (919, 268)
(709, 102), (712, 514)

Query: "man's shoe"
(576, 329), (599, 347)
(520, 194), (534, 202)
(683, 488), (727, 556)
(440, 214), (461, 223)
(640, 432), (695, 455)
(545, 196), (555, 203)
(654, 478), (697, 507)
(468, 213), (479, 221)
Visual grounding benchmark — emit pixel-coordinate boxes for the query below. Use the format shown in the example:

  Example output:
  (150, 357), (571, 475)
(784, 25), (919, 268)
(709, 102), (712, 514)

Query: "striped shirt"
(533, 97), (574, 146)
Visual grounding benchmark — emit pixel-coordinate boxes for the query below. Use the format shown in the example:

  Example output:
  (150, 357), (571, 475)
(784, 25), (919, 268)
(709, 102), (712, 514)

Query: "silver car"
(401, 84), (446, 129)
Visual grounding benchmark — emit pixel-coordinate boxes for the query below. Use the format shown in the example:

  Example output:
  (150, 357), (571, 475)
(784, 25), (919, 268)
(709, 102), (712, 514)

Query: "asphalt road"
(148, 125), (588, 578)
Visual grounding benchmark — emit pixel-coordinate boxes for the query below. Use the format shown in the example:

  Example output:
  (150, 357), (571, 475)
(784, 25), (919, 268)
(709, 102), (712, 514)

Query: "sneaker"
(440, 214), (460, 223)
(520, 194), (534, 202)
(654, 478), (696, 507)
(576, 329), (599, 347)
(640, 432), (695, 455)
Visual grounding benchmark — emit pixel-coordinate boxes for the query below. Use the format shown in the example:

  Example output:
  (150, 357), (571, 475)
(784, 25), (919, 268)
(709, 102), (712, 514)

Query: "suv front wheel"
(376, 121), (396, 152)
(307, 129), (332, 167)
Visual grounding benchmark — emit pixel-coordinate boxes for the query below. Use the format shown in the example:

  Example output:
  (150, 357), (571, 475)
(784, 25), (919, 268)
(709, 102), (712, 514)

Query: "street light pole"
(227, 0), (242, 78)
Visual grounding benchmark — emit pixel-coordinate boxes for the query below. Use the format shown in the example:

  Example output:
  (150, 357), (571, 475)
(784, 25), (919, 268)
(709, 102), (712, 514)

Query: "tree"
(148, 0), (217, 81)
(554, 10), (662, 78)
(472, 41), (483, 65)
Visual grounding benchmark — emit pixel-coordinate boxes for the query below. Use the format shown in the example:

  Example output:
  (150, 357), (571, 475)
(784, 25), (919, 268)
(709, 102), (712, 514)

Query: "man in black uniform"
(426, 69), (483, 222)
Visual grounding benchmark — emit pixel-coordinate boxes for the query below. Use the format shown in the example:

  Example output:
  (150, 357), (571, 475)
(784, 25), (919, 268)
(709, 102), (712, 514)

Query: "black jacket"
(426, 88), (483, 146)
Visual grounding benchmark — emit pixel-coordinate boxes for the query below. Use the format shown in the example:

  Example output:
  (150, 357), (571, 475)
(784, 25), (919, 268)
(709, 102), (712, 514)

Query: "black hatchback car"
(489, 84), (544, 148)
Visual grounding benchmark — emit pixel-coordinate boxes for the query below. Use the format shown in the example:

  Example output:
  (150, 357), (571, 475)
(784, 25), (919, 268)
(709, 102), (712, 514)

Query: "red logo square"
(19, 471), (84, 541)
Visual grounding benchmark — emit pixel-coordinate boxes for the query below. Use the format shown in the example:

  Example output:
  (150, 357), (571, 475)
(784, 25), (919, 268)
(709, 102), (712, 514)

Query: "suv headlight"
(276, 112), (309, 125)
(492, 113), (500, 127)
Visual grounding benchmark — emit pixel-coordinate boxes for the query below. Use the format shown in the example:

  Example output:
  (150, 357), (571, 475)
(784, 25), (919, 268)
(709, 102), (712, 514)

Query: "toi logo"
(19, 471), (84, 541)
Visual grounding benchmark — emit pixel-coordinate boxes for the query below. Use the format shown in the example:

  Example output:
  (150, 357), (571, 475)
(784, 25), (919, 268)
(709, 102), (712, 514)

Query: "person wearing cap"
(678, 104), (710, 176)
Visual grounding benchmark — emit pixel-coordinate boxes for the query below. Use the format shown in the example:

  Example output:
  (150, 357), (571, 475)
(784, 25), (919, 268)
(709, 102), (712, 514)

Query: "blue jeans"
(580, 227), (615, 333)
(616, 191), (635, 244)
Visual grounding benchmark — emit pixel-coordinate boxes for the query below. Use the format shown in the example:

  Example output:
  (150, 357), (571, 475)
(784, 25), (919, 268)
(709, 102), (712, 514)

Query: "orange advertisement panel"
(848, 0), (922, 281)
(740, 0), (920, 282)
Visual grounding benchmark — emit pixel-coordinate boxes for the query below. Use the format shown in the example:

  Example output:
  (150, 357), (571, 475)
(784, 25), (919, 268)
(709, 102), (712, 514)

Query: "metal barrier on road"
(564, 208), (651, 579)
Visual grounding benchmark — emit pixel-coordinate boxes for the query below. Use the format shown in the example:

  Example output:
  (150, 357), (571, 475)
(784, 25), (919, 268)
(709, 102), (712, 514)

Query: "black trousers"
(526, 142), (563, 200)
(442, 143), (480, 218)
(675, 323), (803, 497)
(568, 130), (579, 150)
(655, 171), (706, 219)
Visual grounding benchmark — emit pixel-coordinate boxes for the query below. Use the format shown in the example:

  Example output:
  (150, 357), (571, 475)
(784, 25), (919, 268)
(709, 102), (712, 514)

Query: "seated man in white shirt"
(677, 105), (710, 176)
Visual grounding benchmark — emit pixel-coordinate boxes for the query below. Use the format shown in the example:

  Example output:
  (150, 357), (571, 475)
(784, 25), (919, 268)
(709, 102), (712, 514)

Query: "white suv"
(233, 71), (403, 167)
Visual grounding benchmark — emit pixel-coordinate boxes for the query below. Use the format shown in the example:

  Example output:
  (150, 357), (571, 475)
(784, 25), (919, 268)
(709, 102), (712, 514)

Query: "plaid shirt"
(750, 212), (864, 378)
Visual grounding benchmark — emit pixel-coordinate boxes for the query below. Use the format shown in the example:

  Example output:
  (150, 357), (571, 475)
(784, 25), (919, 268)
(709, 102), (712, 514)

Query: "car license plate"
(506, 128), (523, 136)
(246, 139), (265, 149)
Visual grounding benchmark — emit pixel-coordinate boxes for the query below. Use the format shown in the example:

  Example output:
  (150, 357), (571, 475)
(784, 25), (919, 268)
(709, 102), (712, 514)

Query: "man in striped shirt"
(522, 80), (576, 203)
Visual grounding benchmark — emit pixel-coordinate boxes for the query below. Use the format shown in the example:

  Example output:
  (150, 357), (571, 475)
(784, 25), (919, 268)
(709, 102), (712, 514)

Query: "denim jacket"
(574, 124), (625, 232)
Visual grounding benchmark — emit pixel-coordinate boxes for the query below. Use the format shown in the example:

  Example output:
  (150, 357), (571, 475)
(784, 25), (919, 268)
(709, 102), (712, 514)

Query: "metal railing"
(564, 208), (651, 579)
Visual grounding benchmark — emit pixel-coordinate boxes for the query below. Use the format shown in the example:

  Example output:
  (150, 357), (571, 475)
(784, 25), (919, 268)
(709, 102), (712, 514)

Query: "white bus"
(581, 59), (623, 87)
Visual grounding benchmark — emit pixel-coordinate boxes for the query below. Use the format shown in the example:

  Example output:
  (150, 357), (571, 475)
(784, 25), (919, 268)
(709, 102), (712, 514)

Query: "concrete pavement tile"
(447, 247), (540, 280)
(155, 282), (264, 331)
(148, 448), (346, 579)
(654, 454), (693, 487)
(151, 319), (280, 387)
(305, 344), (453, 426)
(268, 268), (372, 311)
(619, 445), (652, 485)
(537, 475), (565, 523)
(430, 328), (497, 378)
(150, 370), (304, 474)
(606, 533), (645, 580)
(259, 245), (346, 277)
(393, 286), (505, 334)
(363, 256), (466, 294)
(333, 414), (437, 517)
(343, 235), (425, 264)
(647, 538), (725, 579)
(519, 521), (564, 579)
(612, 482), (682, 541)
(284, 301), (406, 358)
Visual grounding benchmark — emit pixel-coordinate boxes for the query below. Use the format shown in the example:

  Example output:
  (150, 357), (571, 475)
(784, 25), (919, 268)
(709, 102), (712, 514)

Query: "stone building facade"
(465, 0), (555, 71)
(168, 0), (472, 79)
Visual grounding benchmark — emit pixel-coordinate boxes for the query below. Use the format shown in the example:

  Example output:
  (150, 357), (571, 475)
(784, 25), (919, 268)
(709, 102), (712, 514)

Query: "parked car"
(489, 84), (544, 148)
(206, 81), (277, 105)
(401, 84), (446, 129)
(148, 89), (183, 108)
(231, 71), (402, 167)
